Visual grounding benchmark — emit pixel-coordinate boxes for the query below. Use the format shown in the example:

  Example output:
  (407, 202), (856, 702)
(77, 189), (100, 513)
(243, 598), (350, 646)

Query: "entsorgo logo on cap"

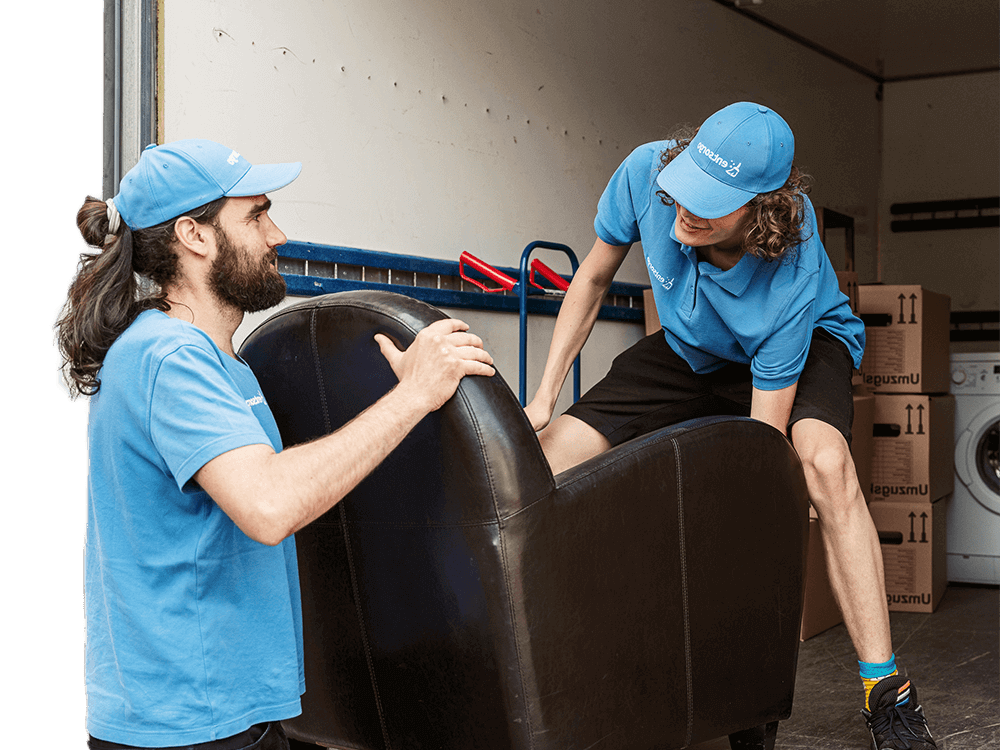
(695, 142), (741, 177)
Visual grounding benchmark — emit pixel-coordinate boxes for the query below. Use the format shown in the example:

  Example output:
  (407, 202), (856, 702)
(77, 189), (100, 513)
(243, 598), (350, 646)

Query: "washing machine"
(947, 352), (1000, 584)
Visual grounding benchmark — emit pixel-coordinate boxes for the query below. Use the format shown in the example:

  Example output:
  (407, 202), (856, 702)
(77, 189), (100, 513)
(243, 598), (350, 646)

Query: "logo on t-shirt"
(246, 391), (266, 408)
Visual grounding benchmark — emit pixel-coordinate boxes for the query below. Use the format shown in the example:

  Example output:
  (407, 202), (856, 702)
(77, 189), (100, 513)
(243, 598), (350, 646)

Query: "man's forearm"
(526, 238), (629, 426)
(197, 383), (433, 545)
(750, 382), (798, 436)
(532, 273), (607, 407)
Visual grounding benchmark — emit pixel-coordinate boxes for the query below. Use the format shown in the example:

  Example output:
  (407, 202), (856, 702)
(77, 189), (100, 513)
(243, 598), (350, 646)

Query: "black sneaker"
(862, 675), (937, 749)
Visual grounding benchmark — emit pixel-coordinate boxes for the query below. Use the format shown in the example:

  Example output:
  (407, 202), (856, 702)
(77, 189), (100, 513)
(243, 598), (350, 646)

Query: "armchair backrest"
(243, 290), (554, 523)
(241, 291), (554, 749)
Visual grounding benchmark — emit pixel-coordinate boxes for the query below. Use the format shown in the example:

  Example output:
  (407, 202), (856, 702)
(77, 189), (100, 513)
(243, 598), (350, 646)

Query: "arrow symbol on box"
(898, 294), (907, 324)
(920, 512), (929, 543)
(905, 404), (914, 435)
(908, 512), (917, 542)
(909, 294), (918, 324)
(916, 404), (925, 435)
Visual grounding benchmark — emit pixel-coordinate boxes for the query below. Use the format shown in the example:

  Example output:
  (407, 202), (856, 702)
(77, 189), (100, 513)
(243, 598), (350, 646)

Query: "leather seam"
(310, 307), (392, 750)
(323, 519), (503, 529)
(673, 437), (694, 747)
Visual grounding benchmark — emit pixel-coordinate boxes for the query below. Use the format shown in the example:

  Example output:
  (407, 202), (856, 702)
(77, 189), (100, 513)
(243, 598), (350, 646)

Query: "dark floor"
(689, 583), (1000, 750)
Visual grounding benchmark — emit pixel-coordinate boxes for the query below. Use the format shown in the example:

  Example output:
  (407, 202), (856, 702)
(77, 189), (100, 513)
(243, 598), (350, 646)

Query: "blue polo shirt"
(595, 141), (864, 391)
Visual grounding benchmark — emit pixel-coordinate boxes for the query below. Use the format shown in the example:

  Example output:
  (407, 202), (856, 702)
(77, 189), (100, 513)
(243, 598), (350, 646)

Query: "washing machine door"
(955, 407), (1000, 515)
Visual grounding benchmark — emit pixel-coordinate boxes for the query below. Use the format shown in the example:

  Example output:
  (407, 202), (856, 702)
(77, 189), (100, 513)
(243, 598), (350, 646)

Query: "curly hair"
(655, 128), (812, 262)
(55, 196), (227, 397)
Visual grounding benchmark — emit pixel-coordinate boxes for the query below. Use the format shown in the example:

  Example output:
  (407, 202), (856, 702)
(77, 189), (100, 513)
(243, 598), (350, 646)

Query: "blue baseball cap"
(656, 102), (794, 219)
(113, 139), (302, 230)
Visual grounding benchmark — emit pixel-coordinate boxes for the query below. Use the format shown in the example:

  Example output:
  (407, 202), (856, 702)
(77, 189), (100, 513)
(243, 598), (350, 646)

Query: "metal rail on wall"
(277, 240), (646, 321)
(276, 240), (649, 395)
(890, 197), (1000, 233)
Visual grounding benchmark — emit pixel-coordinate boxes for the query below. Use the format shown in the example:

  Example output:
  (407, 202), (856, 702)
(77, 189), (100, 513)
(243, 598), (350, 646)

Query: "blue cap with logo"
(656, 102), (794, 219)
(113, 139), (302, 230)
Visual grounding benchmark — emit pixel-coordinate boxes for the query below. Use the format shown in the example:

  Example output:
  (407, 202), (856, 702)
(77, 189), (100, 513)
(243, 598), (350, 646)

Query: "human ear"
(173, 216), (212, 258)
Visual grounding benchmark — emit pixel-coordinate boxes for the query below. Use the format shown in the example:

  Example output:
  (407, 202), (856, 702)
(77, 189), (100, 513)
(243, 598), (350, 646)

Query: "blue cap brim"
(226, 161), (302, 198)
(655, 147), (755, 220)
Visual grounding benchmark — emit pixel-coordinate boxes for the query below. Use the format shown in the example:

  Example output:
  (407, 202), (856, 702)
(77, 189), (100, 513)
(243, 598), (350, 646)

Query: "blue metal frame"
(278, 240), (647, 322)
(517, 241), (580, 407)
(277, 239), (648, 404)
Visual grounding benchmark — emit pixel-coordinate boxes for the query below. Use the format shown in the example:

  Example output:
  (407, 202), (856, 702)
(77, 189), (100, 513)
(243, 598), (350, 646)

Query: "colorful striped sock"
(859, 654), (900, 711)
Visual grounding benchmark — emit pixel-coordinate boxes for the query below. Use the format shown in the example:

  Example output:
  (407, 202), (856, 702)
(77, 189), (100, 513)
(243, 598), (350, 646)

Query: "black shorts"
(565, 328), (855, 446)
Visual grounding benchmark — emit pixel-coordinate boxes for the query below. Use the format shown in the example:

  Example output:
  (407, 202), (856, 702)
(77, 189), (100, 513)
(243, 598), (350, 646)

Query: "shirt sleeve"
(750, 283), (816, 391)
(594, 143), (663, 246)
(148, 343), (274, 492)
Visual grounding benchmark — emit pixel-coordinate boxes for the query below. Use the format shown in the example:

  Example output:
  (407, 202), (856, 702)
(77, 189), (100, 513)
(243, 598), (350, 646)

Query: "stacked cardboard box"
(858, 285), (954, 613)
(835, 271), (865, 388)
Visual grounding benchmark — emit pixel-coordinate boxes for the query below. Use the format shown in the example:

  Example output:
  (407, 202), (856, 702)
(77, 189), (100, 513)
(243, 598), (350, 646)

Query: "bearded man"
(56, 140), (494, 750)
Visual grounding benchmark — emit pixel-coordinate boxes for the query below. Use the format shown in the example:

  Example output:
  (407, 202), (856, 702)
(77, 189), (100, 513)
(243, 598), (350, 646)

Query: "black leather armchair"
(240, 290), (809, 750)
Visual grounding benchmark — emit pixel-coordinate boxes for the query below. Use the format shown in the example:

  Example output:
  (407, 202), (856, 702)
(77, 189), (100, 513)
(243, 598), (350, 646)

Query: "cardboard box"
(838, 273), (865, 386)
(858, 285), (951, 393)
(871, 394), (954, 502)
(800, 517), (844, 640)
(644, 288), (659, 336)
(852, 388), (875, 504)
(836, 271), (859, 315)
(869, 497), (948, 613)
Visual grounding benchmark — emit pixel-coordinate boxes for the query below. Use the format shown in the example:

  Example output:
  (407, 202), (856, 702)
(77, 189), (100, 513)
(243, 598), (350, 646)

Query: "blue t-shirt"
(595, 141), (865, 391)
(85, 310), (304, 746)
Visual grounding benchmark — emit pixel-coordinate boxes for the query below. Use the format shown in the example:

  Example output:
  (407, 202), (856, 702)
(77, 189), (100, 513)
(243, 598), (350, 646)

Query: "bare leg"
(536, 414), (612, 476)
(791, 418), (892, 663)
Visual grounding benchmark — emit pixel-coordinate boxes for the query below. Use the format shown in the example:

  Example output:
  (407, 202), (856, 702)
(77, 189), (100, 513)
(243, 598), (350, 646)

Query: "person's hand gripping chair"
(239, 290), (810, 750)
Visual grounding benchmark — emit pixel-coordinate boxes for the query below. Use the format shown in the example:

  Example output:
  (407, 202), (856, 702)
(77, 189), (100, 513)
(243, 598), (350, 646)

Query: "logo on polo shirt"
(646, 256), (674, 291)
(246, 391), (266, 408)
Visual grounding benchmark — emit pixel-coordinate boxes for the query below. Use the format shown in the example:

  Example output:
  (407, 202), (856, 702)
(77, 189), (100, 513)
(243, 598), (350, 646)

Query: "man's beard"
(209, 225), (287, 313)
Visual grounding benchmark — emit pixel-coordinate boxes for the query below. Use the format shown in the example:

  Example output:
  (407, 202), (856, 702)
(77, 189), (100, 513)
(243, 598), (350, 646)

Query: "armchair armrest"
(501, 416), (809, 749)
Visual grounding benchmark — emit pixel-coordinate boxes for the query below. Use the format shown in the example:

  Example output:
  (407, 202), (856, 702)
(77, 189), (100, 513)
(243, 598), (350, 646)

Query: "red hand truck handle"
(529, 258), (570, 292)
(459, 251), (517, 292)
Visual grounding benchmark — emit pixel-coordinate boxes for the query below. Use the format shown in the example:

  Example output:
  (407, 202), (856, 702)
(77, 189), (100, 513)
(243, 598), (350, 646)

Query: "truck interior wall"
(163, 0), (886, 408)
(880, 71), (1000, 321)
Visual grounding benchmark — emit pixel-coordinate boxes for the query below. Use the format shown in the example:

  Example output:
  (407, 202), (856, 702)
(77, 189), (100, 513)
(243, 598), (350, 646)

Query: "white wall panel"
(166, 0), (882, 404)
(880, 72), (999, 313)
